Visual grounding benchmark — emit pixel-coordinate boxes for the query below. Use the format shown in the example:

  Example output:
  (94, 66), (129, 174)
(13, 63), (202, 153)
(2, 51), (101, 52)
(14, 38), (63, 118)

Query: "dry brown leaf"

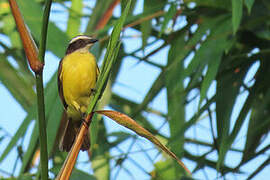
(96, 110), (191, 175)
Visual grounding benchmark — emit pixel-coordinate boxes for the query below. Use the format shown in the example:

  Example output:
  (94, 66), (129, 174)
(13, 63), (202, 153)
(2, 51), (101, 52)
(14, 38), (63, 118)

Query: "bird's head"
(66, 35), (98, 55)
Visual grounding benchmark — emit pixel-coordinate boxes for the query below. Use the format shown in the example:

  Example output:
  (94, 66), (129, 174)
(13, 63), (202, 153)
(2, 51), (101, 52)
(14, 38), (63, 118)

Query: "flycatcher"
(58, 35), (99, 151)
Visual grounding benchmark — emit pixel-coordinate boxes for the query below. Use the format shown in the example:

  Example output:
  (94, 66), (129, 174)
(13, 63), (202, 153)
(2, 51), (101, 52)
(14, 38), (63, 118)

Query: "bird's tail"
(59, 113), (90, 152)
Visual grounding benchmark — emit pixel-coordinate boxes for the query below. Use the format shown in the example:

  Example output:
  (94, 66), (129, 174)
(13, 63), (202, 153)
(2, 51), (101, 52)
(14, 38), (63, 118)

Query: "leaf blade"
(232, 0), (243, 34)
(96, 110), (191, 175)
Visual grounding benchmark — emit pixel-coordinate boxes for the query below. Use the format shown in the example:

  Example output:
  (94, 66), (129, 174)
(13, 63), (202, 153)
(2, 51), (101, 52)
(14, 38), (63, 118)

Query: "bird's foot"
(81, 116), (90, 129)
(90, 88), (96, 95)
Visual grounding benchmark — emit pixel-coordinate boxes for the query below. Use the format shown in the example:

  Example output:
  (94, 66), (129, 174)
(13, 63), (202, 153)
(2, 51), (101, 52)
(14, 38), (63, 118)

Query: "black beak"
(88, 38), (98, 44)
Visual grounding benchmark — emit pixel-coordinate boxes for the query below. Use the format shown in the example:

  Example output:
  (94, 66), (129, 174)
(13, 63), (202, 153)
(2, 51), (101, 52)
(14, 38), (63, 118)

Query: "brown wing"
(58, 59), (68, 109)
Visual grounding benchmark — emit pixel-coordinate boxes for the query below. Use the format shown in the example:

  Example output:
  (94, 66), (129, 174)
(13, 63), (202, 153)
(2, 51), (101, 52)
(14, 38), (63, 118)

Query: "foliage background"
(0, 0), (270, 179)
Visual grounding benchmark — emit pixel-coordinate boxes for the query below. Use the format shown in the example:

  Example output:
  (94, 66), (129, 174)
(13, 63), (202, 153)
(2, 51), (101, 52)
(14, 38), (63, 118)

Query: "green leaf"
(91, 154), (110, 180)
(166, 34), (186, 159)
(219, 60), (270, 169)
(152, 159), (187, 180)
(244, 0), (254, 14)
(199, 57), (221, 106)
(165, 34), (188, 177)
(242, 91), (270, 163)
(159, 3), (177, 36)
(46, 94), (63, 155)
(185, 15), (229, 73)
(19, 73), (62, 173)
(232, 0), (243, 34)
(2, 14), (22, 49)
(0, 110), (35, 163)
(153, 161), (175, 179)
(184, 0), (231, 9)
(86, 3), (131, 178)
(91, 119), (110, 180)
(70, 169), (97, 180)
(121, 0), (137, 17)
(88, 0), (131, 114)
(217, 90), (253, 170)
(67, 0), (83, 37)
(185, 16), (232, 92)
(0, 57), (35, 111)
(141, 1), (153, 50)
(7, 173), (34, 180)
(141, 0), (166, 50)
(0, 57), (36, 163)
(141, 19), (151, 51)
(90, 81), (111, 151)
(198, 32), (235, 107)
(19, 122), (39, 174)
(216, 61), (251, 170)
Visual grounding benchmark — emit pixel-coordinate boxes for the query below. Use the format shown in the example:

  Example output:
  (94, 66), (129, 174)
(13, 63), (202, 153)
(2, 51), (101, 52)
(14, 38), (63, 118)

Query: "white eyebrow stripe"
(69, 35), (92, 44)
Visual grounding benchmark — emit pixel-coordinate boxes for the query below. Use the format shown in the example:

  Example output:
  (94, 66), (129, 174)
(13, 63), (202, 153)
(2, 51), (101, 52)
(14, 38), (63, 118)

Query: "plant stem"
(39, 0), (52, 63)
(35, 73), (48, 180)
(36, 0), (52, 179)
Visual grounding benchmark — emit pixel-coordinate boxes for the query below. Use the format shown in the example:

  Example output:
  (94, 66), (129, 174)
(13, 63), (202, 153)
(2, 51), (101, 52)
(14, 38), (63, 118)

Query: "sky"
(0, 0), (270, 179)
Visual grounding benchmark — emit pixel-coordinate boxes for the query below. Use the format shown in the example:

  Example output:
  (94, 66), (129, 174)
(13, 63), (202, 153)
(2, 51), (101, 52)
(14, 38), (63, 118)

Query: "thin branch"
(123, 11), (165, 30)
(95, 0), (120, 30)
(247, 157), (270, 180)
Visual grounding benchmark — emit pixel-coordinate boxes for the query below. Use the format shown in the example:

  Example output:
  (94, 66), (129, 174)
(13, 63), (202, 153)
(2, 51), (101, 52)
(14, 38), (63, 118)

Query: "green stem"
(35, 73), (48, 180)
(36, 0), (52, 179)
(39, 0), (52, 63)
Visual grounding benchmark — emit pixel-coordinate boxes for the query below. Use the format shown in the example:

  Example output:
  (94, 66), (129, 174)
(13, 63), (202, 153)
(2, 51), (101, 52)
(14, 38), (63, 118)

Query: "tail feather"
(73, 122), (90, 151)
(59, 117), (90, 152)
(81, 130), (90, 151)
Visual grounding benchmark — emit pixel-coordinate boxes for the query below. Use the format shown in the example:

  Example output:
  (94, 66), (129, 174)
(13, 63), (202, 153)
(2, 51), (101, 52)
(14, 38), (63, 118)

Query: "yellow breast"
(60, 51), (98, 115)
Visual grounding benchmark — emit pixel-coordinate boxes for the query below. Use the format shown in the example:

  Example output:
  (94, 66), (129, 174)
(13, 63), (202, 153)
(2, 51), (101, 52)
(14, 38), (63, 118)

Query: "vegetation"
(0, 0), (270, 179)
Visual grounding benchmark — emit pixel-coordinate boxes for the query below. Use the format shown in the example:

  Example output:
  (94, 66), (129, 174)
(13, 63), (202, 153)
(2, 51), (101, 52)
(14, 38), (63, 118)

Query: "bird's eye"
(76, 39), (85, 46)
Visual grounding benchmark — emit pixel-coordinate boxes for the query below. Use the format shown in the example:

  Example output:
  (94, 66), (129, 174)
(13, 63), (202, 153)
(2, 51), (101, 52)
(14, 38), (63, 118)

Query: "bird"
(57, 35), (99, 151)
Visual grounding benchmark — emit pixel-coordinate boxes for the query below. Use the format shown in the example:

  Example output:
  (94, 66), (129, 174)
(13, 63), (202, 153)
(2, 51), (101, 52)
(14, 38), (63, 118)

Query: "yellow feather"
(60, 51), (98, 121)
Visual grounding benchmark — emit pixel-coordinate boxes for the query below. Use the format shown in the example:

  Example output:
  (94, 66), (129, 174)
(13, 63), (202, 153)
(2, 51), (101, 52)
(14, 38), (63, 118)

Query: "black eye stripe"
(71, 39), (86, 48)
(65, 37), (98, 55)
(66, 39), (87, 54)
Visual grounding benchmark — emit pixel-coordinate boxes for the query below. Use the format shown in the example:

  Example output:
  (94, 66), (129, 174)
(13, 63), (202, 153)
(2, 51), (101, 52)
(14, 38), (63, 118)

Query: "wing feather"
(58, 59), (68, 109)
